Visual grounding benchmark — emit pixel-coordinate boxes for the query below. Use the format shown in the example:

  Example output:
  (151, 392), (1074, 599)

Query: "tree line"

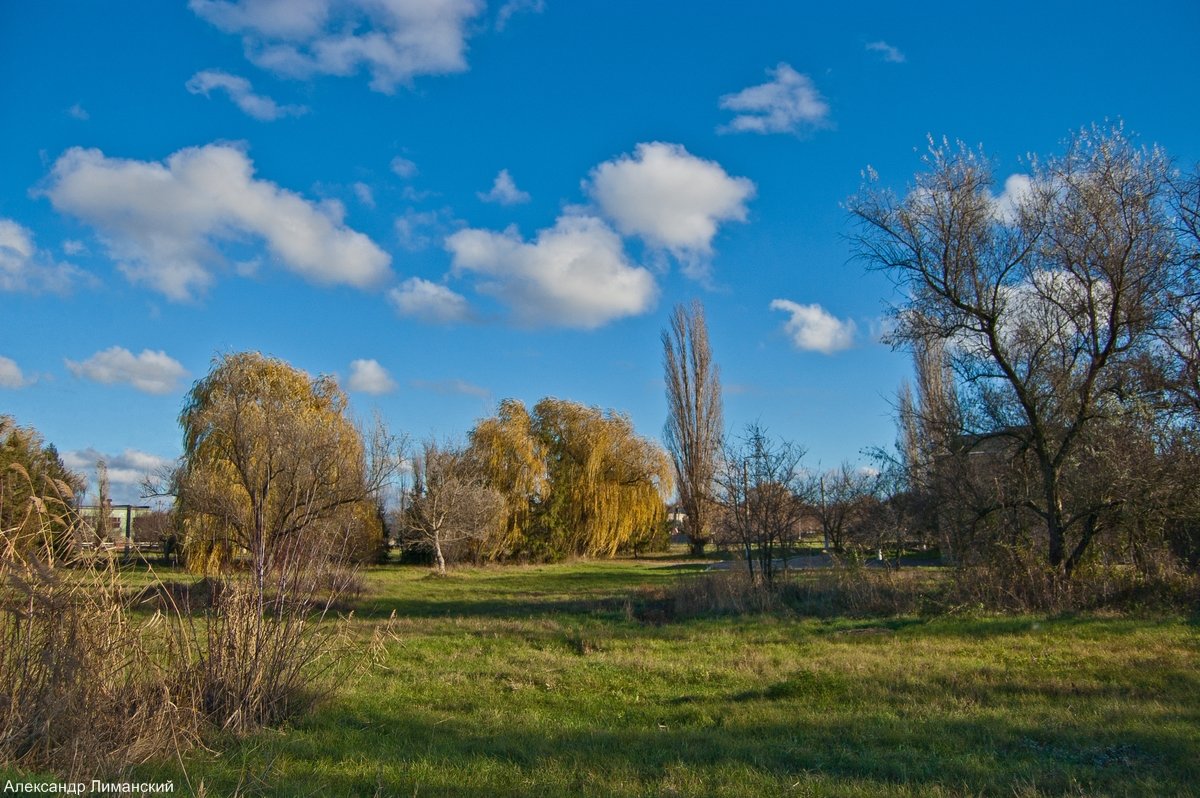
(3, 123), (1197, 596)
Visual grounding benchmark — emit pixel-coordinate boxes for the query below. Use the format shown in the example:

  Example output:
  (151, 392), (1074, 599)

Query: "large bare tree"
(851, 125), (1181, 578)
(662, 301), (723, 556)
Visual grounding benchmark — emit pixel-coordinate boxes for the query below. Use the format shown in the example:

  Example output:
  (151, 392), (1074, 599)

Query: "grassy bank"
(114, 559), (1200, 797)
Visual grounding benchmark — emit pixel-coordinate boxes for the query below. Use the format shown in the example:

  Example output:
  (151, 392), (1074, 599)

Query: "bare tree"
(662, 301), (723, 556)
(405, 441), (504, 576)
(851, 125), (1180, 579)
(810, 462), (874, 552)
(898, 340), (965, 559)
(1157, 165), (1200, 418)
(715, 424), (808, 588)
(92, 458), (112, 547)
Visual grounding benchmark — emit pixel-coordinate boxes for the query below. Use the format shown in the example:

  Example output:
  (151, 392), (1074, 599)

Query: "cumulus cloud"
(0, 218), (88, 294)
(0, 356), (30, 389)
(990, 174), (1034, 225)
(186, 69), (307, 120)
(586, 142), (754, 277)
(770, 299), (856, 354)
(65, 347), (188, 395)
(347, 358), (397, 394)
(718, 63), (830, 135)
(67, 104), (89, 120)
(44, 144), (391, 301)
(390, 156), (419, 179)
(389, 276), (472, 323)
(478, 169), (530, 205)
(63, 447), (176, 503)
(865, 41), (906, 63)
(190, 0), (485, 93)
(410, 378), (489, 398)
(446, 213), (657, 329)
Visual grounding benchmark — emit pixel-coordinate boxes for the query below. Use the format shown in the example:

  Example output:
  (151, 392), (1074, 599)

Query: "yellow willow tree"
(467, 399), (546, 559)
(176, 352), (390, 592)
(472, 398), (672, 559)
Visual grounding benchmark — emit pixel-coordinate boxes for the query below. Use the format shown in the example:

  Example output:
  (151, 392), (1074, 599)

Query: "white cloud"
(65, 347), (188, 395)
(63, 447), (176, 504)
(190, 0), (485, 93)
(389, 276), (471, 323)
(866, 41), (906, 63)
(0, 356), (30, 389)
(347, 358), (397, 394)
(62, 239), (87, 256)
(44, 144), (392, 301)
(446, 213), (658, 328)
(67, 103), (89, 120)
(718, 63), (830, 135)
(0, 218), (88, 294)
(990, 174), (1034, 225)
(410, 378), (488, 398)
(771, 299), (857, 354)
(186, 69), (307, 120)
(586, 142), (754, 277)
(495, 0), (543, 31)
(353, 182), (375, 207)
(478, 169), (530, 205)
(390, 156), (419, 179)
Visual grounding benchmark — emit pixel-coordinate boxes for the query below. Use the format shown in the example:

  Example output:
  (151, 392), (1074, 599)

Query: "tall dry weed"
(1, 466), (370, 779)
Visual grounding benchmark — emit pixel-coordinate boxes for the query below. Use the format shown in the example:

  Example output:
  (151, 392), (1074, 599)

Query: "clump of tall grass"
(169, 531), (367, 733)
(0, 469), (200, 778)
(1, 466), (374, 779)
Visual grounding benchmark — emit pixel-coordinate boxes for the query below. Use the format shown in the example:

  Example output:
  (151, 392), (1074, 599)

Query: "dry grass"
(0, 551), (201, 778)
(0, 466), (370, 780)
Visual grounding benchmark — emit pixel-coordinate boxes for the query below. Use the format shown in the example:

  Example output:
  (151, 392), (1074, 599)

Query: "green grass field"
(114, 558), (1200, 798)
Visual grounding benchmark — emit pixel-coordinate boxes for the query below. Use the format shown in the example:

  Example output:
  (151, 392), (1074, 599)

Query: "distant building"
(80, 504), (153, 550)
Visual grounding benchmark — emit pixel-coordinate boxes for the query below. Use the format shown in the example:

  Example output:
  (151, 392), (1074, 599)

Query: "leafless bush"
(168, 523), (366, 734)
(656, 565), (939, 621)
(668, 566), (771, 618)
(946, 544), (1200, 613)
(780, 565), (938, 617)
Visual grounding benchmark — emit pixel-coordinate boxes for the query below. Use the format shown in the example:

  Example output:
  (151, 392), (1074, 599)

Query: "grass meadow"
(92, 557), (1200, 798)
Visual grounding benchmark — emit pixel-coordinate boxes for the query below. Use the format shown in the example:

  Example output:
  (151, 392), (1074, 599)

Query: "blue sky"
(2, 0), (1198, 503)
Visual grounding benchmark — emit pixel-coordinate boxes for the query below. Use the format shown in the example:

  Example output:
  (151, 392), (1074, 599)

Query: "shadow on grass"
(153, 698), (1198, 798)
(358, 564), (709, 621)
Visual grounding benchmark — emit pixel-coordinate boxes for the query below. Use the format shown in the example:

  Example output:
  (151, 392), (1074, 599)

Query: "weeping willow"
(470, 398), (672, 560)
(467, 399), (546, 559)
(177, 352), (374, 575)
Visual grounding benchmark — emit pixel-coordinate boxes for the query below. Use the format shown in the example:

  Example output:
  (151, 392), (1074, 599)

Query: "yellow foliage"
(177, 352), (373, 574)
(470, 397), (672, 559)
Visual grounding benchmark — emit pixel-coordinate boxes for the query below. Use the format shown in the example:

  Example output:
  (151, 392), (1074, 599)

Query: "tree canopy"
(175, 352), (385, 577)
(852, 125), (1191, 577)
(469, 397), (673, 560)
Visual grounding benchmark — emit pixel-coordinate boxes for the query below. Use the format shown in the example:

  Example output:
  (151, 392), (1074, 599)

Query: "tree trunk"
(433, 532), (447, 576)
